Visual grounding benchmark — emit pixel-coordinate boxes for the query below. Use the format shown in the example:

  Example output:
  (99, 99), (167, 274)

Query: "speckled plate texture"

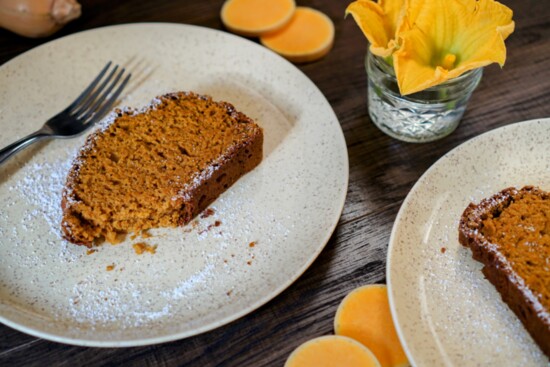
(387, 119), (550, 366)
(0, 23), (348, 347)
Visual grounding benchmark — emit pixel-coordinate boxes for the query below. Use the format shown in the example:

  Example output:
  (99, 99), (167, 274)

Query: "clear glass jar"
(366, 50), (483, 143)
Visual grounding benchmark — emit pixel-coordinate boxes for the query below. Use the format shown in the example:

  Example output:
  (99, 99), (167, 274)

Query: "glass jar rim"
(366, 50), (483, 90)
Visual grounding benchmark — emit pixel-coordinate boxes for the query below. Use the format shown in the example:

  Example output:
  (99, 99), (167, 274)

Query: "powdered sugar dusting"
(161, 263), (215, 301)
(9, 159), (72, 238)
(67, 278), (172, 327)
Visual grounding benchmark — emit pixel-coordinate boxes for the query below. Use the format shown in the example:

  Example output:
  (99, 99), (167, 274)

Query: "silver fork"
(0, 61), (131, 165)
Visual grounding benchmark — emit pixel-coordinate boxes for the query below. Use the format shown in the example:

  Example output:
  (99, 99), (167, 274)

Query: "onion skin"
(0, 0), (81, 38)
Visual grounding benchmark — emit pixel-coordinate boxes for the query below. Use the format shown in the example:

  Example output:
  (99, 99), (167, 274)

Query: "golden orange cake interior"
(61, 92), (263, 246)
(481, 190), (550, 311)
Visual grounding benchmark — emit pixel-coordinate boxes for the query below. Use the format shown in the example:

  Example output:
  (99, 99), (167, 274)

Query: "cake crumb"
(131, 229), (152, 240)
(86, 249), (98, 255)
(441, 247), (447, 253)
(199, 221), (223, 235)
(200, 208), (215, 218)
(133, 242), (157, 255)
(249, 241), (256, 248)
(106, 264), (115, 271)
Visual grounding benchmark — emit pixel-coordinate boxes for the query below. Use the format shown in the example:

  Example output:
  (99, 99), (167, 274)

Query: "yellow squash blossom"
(345, 0), (405, 57)
(393, 0), (514, 95)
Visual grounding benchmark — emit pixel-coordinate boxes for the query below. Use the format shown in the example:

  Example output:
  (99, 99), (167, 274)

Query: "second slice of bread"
(459, 186), (550, 357)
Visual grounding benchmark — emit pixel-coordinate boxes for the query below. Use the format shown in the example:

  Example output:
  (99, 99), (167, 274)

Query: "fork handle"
(0, 130), (50, 166)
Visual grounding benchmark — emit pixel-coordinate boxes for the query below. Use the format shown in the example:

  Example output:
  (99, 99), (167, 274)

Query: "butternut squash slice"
(334, 284), (409, 367)
(260, 7), (334, 63)
(221, 0), (296, 37)
(285, 335), (381, 367)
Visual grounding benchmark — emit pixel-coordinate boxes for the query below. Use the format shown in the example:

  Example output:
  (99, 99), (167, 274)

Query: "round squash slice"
(334, 284), (409, 367)
(221, 0), (296, 37)
(260, 7), (334, 63)
(285, 335), (381, 367)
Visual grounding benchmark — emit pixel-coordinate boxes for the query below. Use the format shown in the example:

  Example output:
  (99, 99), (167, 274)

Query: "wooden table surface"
(0, 0), (548, 366)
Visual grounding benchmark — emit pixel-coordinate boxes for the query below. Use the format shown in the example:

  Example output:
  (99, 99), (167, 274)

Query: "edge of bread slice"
(61, 91), (263, 247)
(458, 186), (550, 357)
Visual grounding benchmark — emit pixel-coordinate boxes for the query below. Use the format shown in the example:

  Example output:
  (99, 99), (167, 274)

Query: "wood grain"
(0, 0), (549, 366)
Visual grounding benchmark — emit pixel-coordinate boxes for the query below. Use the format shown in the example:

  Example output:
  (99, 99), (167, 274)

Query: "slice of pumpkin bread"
(459, 186), (550, 357)
(61, 91), (263, 246)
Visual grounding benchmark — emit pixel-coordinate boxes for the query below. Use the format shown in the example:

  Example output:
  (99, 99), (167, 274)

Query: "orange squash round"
(285, 335), (381, 367)
(334, 284), (409, 367)
(260, 7), (334, 63)
(221, 0), (296, 37)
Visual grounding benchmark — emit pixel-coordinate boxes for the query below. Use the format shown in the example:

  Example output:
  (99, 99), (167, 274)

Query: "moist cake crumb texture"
(481, 190), (550, 311)
(61, 91), (263, 246)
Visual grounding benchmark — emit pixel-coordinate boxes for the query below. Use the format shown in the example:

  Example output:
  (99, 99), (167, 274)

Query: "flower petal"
(394, 0), (514, 94)
(379, 0), (406, 37)
(452, 0), (512, 68)
(393, 27), (449, 94)
(346, 0), (405, 57)
(458, 0), (515, 39)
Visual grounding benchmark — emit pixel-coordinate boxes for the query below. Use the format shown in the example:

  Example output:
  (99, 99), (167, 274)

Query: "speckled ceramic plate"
(0, 23), (348, 347)
(387, 119), (550, 366)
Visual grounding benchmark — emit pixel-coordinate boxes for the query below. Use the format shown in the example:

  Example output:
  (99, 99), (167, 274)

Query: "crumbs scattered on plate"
(133, 242), (157, 255)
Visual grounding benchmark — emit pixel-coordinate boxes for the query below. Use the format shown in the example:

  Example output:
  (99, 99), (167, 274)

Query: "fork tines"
(68, 61), (131, 125)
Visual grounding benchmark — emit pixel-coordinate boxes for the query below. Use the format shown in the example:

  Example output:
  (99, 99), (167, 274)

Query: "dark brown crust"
(174, 122), (263, 225)
(458, 186), (550, 358)
(61, 91), (263, 246)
